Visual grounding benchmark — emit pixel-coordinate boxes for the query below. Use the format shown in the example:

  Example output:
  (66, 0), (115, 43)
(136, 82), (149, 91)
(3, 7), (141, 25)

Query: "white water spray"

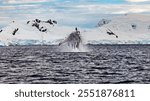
(58, 27), (90, 52)
(59, 43), (89, 52)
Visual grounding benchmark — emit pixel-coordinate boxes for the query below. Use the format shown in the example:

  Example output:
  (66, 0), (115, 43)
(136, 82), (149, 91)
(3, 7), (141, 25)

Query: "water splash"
(59, 43), (90, 52)
(58, 27), (90, 52)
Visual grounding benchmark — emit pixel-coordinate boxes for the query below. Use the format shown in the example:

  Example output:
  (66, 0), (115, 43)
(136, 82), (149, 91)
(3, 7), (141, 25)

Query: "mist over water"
(0, 45), (150, 84)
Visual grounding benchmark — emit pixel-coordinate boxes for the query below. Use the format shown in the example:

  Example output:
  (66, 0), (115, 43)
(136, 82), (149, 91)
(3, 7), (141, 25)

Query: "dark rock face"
(131, 24), (137, 29)
(27, 19), (57, 33)
(27, 21), (30, 24)
(148, 25), (150, 29)
(52, 20), (57, 24)
(0, 29), (2, 33)
(6, 18), (57, 36)
(97, 19), (111, 27)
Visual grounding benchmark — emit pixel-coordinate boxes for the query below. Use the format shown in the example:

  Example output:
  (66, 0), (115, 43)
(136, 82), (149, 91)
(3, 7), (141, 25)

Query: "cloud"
(3, 0), (53, 4)
(126, 0), (150, 2)
(0, 0), (150, 28)
(74, 4), (150, 14)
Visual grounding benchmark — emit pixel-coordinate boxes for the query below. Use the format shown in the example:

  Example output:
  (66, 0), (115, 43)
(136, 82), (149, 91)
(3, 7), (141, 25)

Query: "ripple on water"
(0, 45), (150, 84)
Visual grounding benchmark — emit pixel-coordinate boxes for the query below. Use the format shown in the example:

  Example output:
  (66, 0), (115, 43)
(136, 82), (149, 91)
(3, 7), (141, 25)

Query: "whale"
(59, 27), (82, 49)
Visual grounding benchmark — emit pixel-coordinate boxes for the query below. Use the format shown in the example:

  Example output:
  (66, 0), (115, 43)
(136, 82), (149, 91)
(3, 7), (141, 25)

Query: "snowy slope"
(0, 19), (74, 46)
(83, 14), (150, 44)
(0, 14), (150, 46)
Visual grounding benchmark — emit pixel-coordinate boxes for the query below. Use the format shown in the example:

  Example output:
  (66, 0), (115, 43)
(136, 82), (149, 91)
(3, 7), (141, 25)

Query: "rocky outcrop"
(27, 19), (57, 32)
(97, 19), (111, 27)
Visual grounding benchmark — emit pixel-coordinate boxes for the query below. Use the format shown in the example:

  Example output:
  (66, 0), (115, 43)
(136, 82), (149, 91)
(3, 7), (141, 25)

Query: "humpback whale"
(59, 27), (82, 49)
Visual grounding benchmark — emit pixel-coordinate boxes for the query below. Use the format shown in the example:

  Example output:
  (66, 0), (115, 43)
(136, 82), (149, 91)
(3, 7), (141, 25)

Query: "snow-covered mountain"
(0, 14), (150, 46)
(83, 14), (150, 44)
(0, 19), (74, 46)
(96, 19), (111, 27)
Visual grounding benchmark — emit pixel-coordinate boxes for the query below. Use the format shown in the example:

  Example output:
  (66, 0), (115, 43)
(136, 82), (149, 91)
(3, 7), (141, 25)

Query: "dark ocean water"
(0, 45), (150, 84)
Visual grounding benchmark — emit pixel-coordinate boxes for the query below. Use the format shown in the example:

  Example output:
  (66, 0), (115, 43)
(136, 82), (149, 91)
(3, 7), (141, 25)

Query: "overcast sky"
(0, 0), (150, 28)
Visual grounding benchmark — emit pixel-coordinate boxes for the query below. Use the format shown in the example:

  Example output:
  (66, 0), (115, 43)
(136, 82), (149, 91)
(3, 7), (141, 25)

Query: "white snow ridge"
(0, 14), (150, 47)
